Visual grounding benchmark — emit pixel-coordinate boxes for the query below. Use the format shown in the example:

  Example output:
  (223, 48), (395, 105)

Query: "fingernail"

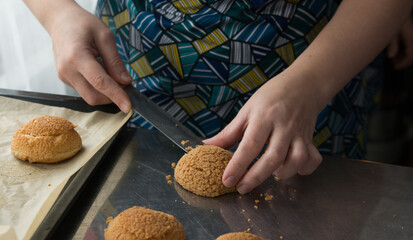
(237, 184), (251, 195)
(121, 72), (133, 83)
(120, 102), (130, 113)
(224, 176), (236, 187)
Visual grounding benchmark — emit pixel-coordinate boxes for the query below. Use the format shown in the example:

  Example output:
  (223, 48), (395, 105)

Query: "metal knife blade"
(124, 85), (203, 152)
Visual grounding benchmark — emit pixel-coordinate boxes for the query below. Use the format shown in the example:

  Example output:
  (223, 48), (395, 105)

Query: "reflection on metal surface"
(76, 128), (413, 240)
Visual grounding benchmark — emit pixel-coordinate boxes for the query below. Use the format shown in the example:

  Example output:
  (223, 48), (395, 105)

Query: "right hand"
(48, 2), (132, 112)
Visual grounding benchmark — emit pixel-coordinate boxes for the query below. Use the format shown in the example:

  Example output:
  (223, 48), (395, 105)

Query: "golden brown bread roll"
(216, 232), (265, 240)
(104, 206), (186, 240)
(174, 145), (236, 197)
(11, 115), (82, 163)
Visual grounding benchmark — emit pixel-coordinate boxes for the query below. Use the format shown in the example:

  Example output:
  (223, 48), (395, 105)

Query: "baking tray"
(0, 88), (128, 240)
(53, 127), (413, 239)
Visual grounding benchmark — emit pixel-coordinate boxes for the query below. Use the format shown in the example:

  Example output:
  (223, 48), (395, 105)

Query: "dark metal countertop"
(46, 126), (413, 240)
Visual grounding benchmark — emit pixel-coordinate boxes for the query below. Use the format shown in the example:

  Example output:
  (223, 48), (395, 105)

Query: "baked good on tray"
(174, 145), (236, 197)
(104, 206), (186, 240)
(11, 115), (82, 163)
(216, 232), (265, 240)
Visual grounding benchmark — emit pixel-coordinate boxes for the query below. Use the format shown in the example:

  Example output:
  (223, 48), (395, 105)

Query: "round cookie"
(104, 206), (186, 240)
(216, 232), (265, 240)
(11, 115), (82, 163)
(174, 145), (236, 197)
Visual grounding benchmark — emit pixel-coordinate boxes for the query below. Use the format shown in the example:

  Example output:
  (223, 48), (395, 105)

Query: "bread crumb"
(185, 146), (193, 151)
(247, 218), (251, 222)
(280, 236), (284, 239)
(260, 193), (263, 197)
(167, 180), (173, 184)
(393, 214), (397, 219)
(244, 228), (251, 233)
(192, 196), (196, 199)
(254, 205), (258, 210)
(254, 199), (260, 204)
(165, 175), (172, 180)
(171, 162), (176, 168)
(181, 140), (189, 146)
(265, 195), (274, 201)
(239, 196), (242, 199)
(274, 176), (281, 181)
(48, 184), (51, 186)
(289, 197), (292, 201)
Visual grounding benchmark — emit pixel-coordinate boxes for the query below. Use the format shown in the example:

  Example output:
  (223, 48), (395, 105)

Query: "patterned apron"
(95, 0), (382, 159)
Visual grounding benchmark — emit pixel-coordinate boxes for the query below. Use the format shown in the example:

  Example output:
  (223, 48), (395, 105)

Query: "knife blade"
(124, 85), (203, 152)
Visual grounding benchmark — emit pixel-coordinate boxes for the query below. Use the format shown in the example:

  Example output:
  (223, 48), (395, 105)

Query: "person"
(24, 0), (413, 194)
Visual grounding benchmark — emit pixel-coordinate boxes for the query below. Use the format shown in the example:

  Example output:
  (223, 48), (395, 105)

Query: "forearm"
(285, 0), (413, 110)
(24, 0), (78, 34)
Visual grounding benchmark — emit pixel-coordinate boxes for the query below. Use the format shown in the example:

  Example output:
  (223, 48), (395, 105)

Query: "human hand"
(203, 71), (323, 194)
(387, 17), (413, 69)
(48, 2), (132, 112)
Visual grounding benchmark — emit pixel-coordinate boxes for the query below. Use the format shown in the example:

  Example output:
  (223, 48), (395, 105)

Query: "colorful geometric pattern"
(96, 0), (382, 159)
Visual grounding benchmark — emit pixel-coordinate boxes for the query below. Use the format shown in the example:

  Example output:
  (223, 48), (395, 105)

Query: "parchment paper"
(0, 96), (132, 240)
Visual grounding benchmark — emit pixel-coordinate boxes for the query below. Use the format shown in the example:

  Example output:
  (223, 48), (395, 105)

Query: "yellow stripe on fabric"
(130, 56), (154, 78)
(101, 16), (109, 27)
(160, 44), (184, 78)
(305, 17), (328, 43)
(114, 9), (130, 29)
(172, 0), (204, 14)
(176, 96), (206, 115)
(229, 67), (267, 93)
(313, 127), (332, 148)
(193, 29), (228, 54)
(275, 43), (295, 65)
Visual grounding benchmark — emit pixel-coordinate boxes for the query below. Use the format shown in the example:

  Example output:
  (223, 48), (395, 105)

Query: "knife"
(124, 85), (203, 152)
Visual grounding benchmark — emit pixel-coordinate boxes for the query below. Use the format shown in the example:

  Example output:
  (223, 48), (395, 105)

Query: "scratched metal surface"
(73, 127), (413, 240)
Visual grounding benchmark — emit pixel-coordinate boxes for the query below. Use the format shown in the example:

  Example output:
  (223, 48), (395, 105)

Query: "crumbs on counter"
(166, 175), (172, 180)
(247, 218), (251, 222)
(185, 146), (193, 151)
(241, 209), (246, 213)
(254, 199), (260, 204)
(274, 176), (281, 182)
(181, 140), (189, 146)
(244, 228), (251, 233)
(254, 205), (258, 210)
(171, 162), (176, 168)
(48, 184), (51, 186)
(264, 193), (274, 201)
(280, 236), (284, 239)
(167, 180), (173, 184)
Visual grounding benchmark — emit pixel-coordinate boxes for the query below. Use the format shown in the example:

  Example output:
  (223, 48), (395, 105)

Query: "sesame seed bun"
(11, 115), (82, 163)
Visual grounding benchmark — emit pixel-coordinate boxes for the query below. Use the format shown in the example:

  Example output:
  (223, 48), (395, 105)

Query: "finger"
(298, 144), (322, 175)
(393, 39), (413, 69)
(202, 113), (247, 149)
(235, 133), (290, 194)
(93, 28), (133, 84)
(386, 37), (399, 59)
(77, 53), (131, 112)
(66, 72), (112, 105)
(222, 120), (272, 188)
(273, 137), (308, 180)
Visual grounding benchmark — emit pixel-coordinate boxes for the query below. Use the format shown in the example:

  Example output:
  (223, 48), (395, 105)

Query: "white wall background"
(0, 0), (96, 96)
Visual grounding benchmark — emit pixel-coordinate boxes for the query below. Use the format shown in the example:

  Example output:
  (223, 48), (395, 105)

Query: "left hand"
(387, 17), (413, 69)
(203, 70), (323, 194)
